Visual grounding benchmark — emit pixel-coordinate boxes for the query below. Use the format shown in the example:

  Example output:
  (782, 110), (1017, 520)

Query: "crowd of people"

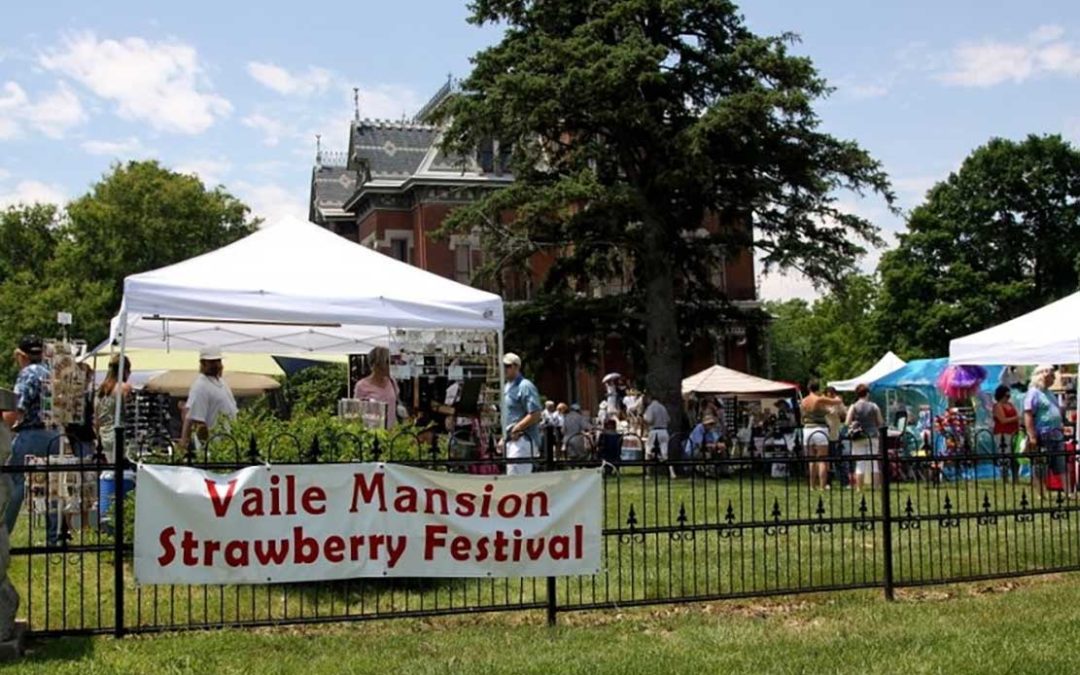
(3, 335), (240, 542)
(7, 330), (1077, 514)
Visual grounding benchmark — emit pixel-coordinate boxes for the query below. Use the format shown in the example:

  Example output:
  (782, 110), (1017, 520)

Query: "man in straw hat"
(685, 414), (722, 461)
(179, 345), (238, 451)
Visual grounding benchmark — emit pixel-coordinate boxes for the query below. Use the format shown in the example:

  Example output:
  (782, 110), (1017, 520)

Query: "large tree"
(0, 161), (258, 381)
(439, 0), (892, 429)
(876, 134), (1080, 357)
(765, 274), (881, 386)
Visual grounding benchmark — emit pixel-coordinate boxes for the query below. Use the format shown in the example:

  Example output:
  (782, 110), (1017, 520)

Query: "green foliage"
(765, 274), (880, 385)
(0, 161), (258, 383)
(438, 0), (892, 422)
(282, 364), (349, 418)
(877, 134), (1080, 356)
(216, 408), (435, 463)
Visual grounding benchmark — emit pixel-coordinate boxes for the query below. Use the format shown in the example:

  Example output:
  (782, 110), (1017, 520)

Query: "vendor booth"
(950, 292), (1080, 485)
(829, 352), (906, 392)
(682, 365), (799, 467)
(949, 290), (1080, 366)
(105, 216), (507, 446)
(871, 357), (1006, 479)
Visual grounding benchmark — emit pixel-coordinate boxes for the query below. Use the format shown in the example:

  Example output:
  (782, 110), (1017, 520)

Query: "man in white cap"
(502, 352), (542, 475)
(179, 345), (238, 450)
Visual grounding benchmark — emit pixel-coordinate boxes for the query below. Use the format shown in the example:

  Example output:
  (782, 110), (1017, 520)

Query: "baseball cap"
(502, 352), (521, 367)
(199, 345), (224, 361)
(17, 335), (43, 356)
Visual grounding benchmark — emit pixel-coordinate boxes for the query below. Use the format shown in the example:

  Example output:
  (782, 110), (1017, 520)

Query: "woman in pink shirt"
(353, 346), (399, 429)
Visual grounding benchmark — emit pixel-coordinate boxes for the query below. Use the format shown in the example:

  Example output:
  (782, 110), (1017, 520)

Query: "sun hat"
(199, 345), (224, 361)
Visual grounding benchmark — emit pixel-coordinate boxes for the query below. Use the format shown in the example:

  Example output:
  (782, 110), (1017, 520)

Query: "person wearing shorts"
(845, 384), (884, 491)
(801, 381), (841, 490)
(1024, 365), (1069, 499)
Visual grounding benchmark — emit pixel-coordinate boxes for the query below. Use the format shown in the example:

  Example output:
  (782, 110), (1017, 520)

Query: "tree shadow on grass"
(21, 635), (94, 664)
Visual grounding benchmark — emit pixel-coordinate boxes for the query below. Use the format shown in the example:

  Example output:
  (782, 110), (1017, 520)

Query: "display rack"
(344, 329), (502, 432)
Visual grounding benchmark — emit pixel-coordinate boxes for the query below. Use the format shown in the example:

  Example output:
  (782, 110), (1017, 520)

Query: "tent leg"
(114, 310), (127, 427)
(497, 330), (506, 435)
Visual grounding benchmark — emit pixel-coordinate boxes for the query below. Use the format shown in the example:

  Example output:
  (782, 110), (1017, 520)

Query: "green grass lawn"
(10, 573), (1080, 674)
(11, 466), (1080, 634)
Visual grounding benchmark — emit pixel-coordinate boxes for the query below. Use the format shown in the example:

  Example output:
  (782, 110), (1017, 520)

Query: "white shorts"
(647, 430), (670, 459)
(803, 426), (829, 451)
(851, 437), (879, 475)
(505, 437), (534, 475)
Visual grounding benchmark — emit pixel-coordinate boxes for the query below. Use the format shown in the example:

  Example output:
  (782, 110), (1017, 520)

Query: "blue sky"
(2, 0), (1079, 300)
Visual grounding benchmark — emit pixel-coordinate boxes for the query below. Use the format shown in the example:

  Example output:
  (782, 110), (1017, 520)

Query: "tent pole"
(114, 309), (128, 426)
(497, 329), (506, 435)
(112, 307), (128, 638)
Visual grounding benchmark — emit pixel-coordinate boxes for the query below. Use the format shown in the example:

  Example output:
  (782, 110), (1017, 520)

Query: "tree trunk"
(641, 217), (684, 435)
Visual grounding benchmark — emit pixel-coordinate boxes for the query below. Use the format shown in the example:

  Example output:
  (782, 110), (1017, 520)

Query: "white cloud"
(239, 82), (422, 156)
(242, 113), (287, 146)
(352, 84), (423, 121)
(80, 136), (150, 157)
(847, 83), (889, 100)
(892, 174), (942, 206)
(233, 180), (306, 224)
(247, 62), (331, 96)
(40, 32), (231, 134)
(757, 268), (821, 302)
(174, 158), (232, 186)
(939, 25), (1080, 87)
(0, 179), (66, 208)
(0, 80), (86, 139)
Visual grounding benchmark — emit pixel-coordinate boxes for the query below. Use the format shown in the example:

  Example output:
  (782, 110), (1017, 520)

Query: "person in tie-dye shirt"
(1024, 364), (1068, 499)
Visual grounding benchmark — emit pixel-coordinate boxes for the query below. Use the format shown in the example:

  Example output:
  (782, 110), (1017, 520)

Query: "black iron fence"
(5, 425), (1080, 638)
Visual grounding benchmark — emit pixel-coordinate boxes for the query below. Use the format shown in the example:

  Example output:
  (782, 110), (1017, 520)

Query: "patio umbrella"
(144, 370), (281, 398)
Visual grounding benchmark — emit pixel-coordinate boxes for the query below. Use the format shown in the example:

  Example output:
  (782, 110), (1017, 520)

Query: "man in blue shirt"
(2, 335), (62, 542)
(685, 415), (723, 460)
(502, 352), (542, 475)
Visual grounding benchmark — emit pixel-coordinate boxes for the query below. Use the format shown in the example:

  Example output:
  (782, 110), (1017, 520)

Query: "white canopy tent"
(829, 351), (907, 391)
(109, 217), (504, 354)
(949, 291), (1080, 365)
(682, 365), (796, 397)
(107, 217), (506, 424)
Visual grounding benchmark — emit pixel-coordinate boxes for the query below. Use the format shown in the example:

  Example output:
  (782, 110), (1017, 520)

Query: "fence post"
(544, 434), (558, 627)
(879, 427), (895, 602)
(113, 425), (127, 637)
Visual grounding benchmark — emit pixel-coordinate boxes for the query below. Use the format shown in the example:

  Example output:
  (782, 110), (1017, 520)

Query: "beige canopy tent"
(142, 370), (281, 398)
(682, 365), (797, 397)
(86, 349), (344, 376)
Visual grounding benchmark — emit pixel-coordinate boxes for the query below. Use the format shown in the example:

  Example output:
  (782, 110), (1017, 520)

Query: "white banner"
(134, 463), (602, 585)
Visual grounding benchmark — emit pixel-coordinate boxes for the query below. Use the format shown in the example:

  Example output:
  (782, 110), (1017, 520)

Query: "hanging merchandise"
(43, 339), (89, 430)
(936, 365), (988, 400)
(124, 391), (172, 457)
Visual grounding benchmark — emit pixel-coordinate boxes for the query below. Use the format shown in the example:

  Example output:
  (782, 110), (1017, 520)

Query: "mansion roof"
(310, 115), (512, 223)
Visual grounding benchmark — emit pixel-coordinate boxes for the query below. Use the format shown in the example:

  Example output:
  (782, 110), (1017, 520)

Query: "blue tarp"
(870, 358), (1004, 394)
(870, 357), (1006, 427)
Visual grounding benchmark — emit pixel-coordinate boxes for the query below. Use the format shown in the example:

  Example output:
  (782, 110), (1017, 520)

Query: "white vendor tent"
(829, 351), (907, 391)
(107, 216), (505, 355)
(949, 291), (1080, 365)
(682, 365), (796, 397)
